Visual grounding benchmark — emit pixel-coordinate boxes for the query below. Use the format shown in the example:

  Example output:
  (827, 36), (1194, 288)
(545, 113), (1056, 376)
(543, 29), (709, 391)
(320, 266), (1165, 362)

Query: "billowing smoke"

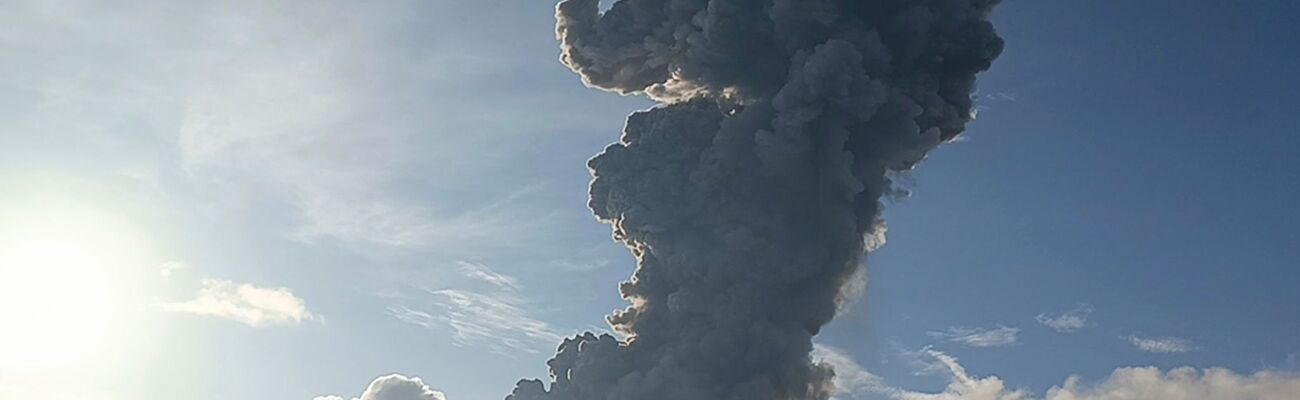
(510, 1), (1003, 399)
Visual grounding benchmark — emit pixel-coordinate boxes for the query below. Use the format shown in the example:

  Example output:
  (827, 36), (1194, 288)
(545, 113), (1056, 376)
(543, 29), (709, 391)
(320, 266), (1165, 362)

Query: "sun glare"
(0, 198), (146, 372)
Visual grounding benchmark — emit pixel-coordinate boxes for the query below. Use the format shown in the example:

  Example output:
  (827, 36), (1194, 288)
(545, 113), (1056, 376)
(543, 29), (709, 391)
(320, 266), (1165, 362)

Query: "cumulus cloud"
(1127, 336), (1198, 354)
(316, 374), (446, 400)
(1036, 305), (1093, 333)
(929, 326), (1021, 348)
(826, 347), (1300, 400)
(1046, 367), (1300, 400)
(160, 279), (316, 327)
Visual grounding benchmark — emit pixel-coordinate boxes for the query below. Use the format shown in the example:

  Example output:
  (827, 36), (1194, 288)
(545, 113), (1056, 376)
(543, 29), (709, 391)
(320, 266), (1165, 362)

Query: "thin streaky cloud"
(1036, 304), (1094, 333)
(430, 289), (564, 352)
(825, 344), (1029, 399)
(387, 264), (564, 355)
(928, 325), (1021, 348)
(1128, 335), (1199, 354)
(457, 261), (521, 291)
(387, 305), (438, 330)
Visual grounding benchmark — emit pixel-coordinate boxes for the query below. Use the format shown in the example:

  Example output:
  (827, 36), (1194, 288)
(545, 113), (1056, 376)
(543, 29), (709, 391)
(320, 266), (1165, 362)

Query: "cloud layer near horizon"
(814, 345), (1300, 400)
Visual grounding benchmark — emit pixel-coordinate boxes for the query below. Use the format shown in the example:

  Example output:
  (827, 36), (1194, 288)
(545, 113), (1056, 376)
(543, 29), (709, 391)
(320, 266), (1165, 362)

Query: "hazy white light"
(0, 198), (147, 372)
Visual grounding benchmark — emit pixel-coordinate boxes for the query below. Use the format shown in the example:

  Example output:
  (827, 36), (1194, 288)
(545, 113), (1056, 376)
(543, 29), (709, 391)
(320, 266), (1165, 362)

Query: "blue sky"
(0, 1), (1297, 400)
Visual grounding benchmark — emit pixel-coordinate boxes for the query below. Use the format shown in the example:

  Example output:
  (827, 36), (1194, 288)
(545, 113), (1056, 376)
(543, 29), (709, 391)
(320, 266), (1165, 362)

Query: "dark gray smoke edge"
(510, 1), (1003, 399)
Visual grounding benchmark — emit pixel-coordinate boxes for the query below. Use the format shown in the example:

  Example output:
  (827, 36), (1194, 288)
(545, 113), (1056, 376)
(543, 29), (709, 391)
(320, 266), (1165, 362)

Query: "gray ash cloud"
(510, 1), (1003, 399)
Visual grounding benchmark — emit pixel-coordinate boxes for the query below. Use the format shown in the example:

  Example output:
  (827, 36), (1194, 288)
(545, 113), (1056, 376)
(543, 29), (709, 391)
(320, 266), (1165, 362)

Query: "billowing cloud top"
(510, 1), (1004, 400)
(317, 375), (447, 400)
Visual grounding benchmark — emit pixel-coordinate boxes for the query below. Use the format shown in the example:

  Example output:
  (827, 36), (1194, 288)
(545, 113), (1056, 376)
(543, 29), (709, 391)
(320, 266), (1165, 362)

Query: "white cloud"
(900, 348), (1030, 400)
(158, 5), (582, 253)
(158, 261), (187, 278)
(825, 346), (1300, 400)
(316, 374), (446, 400)
(548, 257), (612, 272)
(387, 305), (439, 330)
(410, 289), (563, 354)
(3, 0), (568, 254)
(171, 16), (444, 249)
(160, 279), (316, 327)
(457, 261), (520, 292)
(1046, 367), (1300, 400)
(812, 344), (899, 398)
(388, 263), (564, 354)
(929, 325), (1020, 348)
(1036, 305), (1093, 333)
(1127, 336), (1197, 354)
(819, 345), (1028, 400)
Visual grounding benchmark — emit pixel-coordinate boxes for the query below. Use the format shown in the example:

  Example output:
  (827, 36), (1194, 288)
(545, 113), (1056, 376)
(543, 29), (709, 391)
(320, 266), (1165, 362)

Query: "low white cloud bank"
(315, 374), (446, 400)
(928, 325), (1020, 348)
(818, 345), (1300, 400)
(1046, 367), (1300, 400)
(160, 279), (316, 327)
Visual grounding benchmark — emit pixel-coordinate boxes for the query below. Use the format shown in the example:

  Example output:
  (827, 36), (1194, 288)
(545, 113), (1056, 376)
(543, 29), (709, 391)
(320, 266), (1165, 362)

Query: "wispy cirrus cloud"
(929, 325), (1021, 348)
(387, 262), (564, 354)
(456, 261), (520, 291)
(160, 279), (317, 327)
(819, 344), (1029, 400)
(2, 0), (577, 256)
(1036, 304), (1094, 333)
(427, 289), (564, 352)
(1127, 335), (1198, 354)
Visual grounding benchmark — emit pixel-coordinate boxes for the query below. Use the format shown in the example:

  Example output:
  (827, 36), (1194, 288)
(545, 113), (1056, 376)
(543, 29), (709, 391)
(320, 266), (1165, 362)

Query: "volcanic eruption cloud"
(510, 1), (1004, 399)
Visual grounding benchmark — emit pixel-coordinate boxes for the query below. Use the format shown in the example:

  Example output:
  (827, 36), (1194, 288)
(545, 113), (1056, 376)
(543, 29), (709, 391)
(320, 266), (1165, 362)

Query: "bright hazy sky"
(1, 1), (1297, 400)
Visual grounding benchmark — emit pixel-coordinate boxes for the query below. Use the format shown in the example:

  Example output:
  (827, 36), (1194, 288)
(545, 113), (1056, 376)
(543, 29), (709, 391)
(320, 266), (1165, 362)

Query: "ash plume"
(510, 1), (1003, 399)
